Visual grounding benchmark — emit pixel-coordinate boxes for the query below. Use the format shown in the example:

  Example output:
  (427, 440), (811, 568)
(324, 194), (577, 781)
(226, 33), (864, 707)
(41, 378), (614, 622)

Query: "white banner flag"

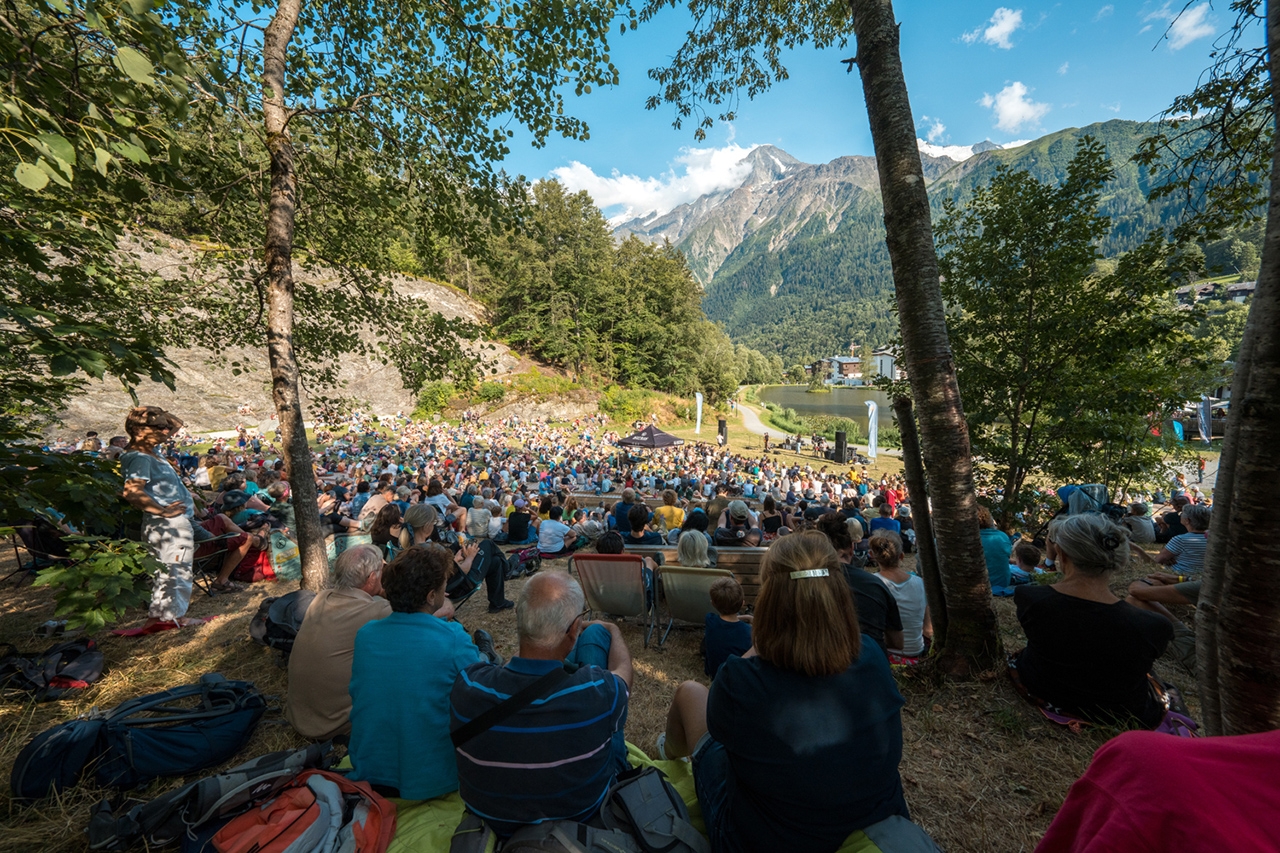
(866, 400), (878, 459)
(695, 393), (704, 434)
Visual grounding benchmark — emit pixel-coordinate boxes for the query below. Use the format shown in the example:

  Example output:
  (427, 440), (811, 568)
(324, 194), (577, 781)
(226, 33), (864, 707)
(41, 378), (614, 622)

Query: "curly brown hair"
(381, 544), (451, 613)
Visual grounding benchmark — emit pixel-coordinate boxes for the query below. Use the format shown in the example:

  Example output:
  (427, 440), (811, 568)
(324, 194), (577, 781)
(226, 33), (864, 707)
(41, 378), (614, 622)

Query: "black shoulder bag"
(451, 662), (578, 749)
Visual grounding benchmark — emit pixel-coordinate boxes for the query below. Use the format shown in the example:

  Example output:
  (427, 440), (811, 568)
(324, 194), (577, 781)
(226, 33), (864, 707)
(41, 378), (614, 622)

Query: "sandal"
(211, 580), (248, 593)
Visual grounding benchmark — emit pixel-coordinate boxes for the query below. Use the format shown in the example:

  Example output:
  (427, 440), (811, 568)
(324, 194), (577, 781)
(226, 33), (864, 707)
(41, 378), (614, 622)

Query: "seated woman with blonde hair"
(658, 531), (915, 853)
(870, 531), (932, 665)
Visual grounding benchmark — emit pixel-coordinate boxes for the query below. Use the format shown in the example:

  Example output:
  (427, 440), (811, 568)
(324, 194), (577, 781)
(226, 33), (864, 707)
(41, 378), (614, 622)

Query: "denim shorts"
(692, 733), (730, 846)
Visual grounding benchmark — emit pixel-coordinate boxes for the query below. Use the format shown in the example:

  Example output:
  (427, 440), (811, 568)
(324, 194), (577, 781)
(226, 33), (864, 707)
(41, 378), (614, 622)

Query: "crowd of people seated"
(81, 402), (1230, 851)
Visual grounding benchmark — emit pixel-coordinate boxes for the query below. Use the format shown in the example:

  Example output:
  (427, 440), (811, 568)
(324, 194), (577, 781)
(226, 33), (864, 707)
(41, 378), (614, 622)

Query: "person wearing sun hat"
(118, 406), (206, 634)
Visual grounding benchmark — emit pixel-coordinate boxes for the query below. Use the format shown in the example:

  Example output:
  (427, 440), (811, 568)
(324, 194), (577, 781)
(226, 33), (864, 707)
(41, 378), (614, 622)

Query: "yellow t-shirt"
(653, 506), (685, 530)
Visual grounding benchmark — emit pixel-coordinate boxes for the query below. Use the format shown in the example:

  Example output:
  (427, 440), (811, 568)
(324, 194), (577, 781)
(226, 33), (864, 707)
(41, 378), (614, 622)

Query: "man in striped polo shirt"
(450, 572), (633, 836)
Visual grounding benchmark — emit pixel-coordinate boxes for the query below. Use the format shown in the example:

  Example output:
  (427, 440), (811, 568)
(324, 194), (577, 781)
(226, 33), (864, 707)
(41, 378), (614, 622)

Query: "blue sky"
(501, 1), (1245, 223)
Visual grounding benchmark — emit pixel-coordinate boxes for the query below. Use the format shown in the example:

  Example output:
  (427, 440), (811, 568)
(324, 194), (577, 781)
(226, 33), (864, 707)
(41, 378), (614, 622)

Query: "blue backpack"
(11, 673), (266, 801)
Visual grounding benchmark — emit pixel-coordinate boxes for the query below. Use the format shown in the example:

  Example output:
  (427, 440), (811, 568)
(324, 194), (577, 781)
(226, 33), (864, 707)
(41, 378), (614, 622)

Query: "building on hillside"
(1227, 281), (1256, 303)
(805, 355), (863, 386)
(869, 347), (903, 381)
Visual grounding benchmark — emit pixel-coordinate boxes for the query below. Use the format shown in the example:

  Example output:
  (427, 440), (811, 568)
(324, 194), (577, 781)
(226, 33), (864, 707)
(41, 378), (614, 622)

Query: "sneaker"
(655, 732), (669, 761)
(488, 599), (515, 614)
(472, 629), (504, 666)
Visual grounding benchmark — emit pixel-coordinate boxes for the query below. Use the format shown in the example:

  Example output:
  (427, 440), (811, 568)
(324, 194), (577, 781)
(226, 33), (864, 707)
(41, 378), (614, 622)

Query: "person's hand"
(1147, 572), (1180, 585)
(159, 502), (187, 518)
(455, 541), (480, 573)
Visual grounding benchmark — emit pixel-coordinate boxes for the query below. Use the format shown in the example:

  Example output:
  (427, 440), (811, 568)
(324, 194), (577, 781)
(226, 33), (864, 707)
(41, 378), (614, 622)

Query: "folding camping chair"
(569, 553), (655, 648)
(6, 518), (74, 585)
(192, 532), (244, 596)
(657, 565), (735, 646)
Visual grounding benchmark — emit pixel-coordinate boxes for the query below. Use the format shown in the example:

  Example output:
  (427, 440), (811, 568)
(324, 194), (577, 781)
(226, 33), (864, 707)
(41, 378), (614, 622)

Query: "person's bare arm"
(885, 629), (905, 651)
(586, 621), (633, 691)
(922, 606), (934, 641)
(122, 480), (185, 517)
(1154, 547), (1176, 566)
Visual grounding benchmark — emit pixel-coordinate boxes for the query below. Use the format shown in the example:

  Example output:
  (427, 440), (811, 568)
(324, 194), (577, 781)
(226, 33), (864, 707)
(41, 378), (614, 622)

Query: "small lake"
(756, 385), (895, 433)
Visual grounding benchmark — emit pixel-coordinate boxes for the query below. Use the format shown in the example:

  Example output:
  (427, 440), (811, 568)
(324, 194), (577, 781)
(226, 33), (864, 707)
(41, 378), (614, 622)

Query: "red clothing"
(196, 514), (248, 558)
(1038, 730), (1280, 853)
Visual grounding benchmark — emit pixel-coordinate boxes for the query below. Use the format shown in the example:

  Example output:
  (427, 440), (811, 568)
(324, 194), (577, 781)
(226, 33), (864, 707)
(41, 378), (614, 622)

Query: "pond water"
(756, 385), (895, 434)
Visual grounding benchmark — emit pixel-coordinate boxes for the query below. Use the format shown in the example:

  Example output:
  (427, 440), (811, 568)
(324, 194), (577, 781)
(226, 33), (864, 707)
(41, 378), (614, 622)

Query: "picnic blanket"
(381, 743), (931, 853)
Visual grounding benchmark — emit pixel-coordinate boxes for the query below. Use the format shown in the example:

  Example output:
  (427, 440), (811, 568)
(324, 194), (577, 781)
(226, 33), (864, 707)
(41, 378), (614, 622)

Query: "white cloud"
(979, 81), (1051, 132)
(1103, 101), (1122, 113)
(552, 142), (760, 224)
(1093, 5), (1113, 21)
(1145, 2), (1215, 50)
(962, 7), (1024, 49)
(1058, 61), (1070, 75)
(926, 119), (947, 142)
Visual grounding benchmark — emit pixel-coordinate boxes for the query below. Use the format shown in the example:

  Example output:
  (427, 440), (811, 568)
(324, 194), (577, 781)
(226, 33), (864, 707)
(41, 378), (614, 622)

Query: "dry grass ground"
(0, 543), (1194, 853)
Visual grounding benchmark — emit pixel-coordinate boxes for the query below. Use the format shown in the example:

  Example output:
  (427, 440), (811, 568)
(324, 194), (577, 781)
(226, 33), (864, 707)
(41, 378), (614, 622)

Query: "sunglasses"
(566, 606), (591, 634)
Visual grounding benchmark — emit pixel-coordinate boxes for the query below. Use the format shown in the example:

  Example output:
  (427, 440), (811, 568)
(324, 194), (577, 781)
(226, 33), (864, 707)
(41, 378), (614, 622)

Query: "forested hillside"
(699, 119), (1262, 363)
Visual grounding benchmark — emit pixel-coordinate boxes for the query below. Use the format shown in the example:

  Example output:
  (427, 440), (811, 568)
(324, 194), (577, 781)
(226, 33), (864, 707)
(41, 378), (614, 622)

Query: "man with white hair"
(450, 572), (632, 836)
(286, 544), (391, 740)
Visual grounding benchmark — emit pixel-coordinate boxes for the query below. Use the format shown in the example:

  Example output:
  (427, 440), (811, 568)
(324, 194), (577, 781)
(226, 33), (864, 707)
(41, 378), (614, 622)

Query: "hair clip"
(790, 569), (829, 580)
(1101, 534), (1121, 551)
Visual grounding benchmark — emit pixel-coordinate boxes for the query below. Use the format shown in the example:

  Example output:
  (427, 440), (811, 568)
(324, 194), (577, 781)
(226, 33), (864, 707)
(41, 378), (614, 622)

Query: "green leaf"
(94, 146), (113, 176)
(124, 0), (152, 15)
(36, 132), (75, 167)
(14, 162), (49, 190)
(49, 354), (77, 375)
(114, 46), (155, 85)
(112, 140), (150, 164)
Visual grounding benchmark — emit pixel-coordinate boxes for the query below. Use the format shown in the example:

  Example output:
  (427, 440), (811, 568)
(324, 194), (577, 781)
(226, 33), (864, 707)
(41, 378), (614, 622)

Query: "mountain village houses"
(803, 344), (904, 386)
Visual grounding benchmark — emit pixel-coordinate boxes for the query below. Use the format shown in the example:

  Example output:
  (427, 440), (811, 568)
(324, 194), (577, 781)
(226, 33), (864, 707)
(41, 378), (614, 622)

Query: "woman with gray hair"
(1011, 513), (1174, 728)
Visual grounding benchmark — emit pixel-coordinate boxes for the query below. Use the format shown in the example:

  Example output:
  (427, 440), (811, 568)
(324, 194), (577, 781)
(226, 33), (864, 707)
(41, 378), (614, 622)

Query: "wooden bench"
(625, 545), (768, 605)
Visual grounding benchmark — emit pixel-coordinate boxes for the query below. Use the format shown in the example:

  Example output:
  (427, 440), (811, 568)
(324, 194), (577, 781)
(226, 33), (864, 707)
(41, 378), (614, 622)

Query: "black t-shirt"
(1156, 511), (1187, 544)
(1013, 585), (1173, 727)
(707, 647), (908, 853)
(507, 511), (531, 542)
(841, 564), (902, 650)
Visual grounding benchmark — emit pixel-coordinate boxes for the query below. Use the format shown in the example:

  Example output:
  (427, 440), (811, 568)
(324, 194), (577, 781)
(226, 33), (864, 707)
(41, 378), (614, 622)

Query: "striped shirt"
(1165, 531), (1208, 575)
(450, 658), (629, 835)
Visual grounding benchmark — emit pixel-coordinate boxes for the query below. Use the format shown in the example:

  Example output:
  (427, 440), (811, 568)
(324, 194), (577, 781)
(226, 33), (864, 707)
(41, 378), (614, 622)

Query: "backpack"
(449, 767), (707, 853)
(211, 769), (396, 853)
(505, 546), (542, 580)
(0, 638), (105, 700)
(11, 673), (266, 801)
(249, 590), (316, 656)
(87, 743), (333, 852)
(713, 526), (746, 547)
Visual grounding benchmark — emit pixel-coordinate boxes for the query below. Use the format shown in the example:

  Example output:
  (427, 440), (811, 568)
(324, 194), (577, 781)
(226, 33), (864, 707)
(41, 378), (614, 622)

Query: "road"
(737, 404), (789, 441)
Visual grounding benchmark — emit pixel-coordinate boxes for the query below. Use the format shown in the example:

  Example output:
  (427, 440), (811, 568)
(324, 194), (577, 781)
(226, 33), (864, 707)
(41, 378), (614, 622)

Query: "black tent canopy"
(616, 425), (684, 449)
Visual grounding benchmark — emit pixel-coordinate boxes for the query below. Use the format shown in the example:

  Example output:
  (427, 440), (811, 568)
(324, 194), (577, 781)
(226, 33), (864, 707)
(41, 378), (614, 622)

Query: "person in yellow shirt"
(653, 489), (685, 532)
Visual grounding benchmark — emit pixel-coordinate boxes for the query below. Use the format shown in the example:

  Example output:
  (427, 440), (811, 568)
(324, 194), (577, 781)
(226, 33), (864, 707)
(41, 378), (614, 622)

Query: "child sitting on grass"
(704, 576), (753, 678)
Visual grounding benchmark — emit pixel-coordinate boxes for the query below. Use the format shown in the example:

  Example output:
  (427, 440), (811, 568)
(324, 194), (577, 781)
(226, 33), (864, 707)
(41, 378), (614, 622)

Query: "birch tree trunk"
(849, 0), (999, 672)
(893, 395), (948, 648)
(262, 0), (330, 591)
(1200, 0), (1280, 735)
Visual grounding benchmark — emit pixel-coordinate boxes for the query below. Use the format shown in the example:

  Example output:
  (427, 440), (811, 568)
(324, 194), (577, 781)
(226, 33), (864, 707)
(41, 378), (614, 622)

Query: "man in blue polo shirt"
(450, 572), (633, 835)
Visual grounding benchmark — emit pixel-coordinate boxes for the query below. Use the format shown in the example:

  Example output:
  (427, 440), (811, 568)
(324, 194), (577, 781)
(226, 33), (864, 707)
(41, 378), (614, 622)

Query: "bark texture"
(263, 0), (329, 591)
(849, 0), (1000, 672)
(1199, 0), (1280, 735)
(893, 395), (947, 648)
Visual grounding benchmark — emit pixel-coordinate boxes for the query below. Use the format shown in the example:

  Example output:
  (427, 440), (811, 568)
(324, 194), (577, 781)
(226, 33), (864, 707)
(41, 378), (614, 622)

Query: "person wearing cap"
(714, 500), (762, 547)
(497, 498), (538, 545)
(657, 532), (913, 853)
(119, 406), (201, 630)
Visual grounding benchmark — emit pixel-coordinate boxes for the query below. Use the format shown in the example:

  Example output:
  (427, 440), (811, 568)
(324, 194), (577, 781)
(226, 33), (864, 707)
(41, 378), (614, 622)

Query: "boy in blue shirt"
(703, 576), (752, 678)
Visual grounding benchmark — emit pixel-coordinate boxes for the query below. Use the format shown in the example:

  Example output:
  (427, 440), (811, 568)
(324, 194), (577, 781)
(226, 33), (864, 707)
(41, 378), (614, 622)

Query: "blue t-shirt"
(707, 644), (908, 853)
(625, 530), (665, 546)
(613, 501), (636, 535)
(869, 517), (901, 535)
(704, 615), (752, 678)
(980, 528), (1014, 588)
(348, 611), (481, 800)
(451, 658), (629, 835)
(120, 450), (195, 518)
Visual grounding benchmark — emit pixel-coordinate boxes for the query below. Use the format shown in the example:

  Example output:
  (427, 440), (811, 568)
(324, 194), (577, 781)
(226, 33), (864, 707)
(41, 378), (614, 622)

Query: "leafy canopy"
(937, 138), (1214, 522)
